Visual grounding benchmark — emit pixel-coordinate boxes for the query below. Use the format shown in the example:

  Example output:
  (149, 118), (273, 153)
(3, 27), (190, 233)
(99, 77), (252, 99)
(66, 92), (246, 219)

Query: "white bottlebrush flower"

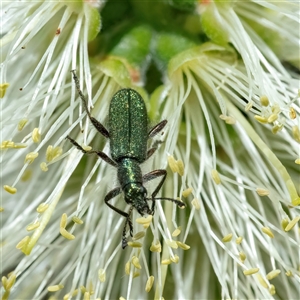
(1, 1), (299, 300)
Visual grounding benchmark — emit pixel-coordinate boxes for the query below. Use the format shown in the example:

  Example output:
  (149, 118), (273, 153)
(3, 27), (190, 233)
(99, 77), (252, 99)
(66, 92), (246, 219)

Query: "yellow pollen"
(236, 236), (243, 244)
(60, 213), (68, 229)
(127, 241), (142, 248)
(26, 222), (40, 231)
(119, 297), (126, 300)
(150, 241), (161, 252)
(5, 273), (16, 291)
(260, 95), (269, 106)
(16, 236), (30, 250)
(292, 126), (300, 143)
(239, 251), (246, 262)
(136, 215), (152, 224)
(1, 140), (14, 149)
(32, 128), (41, 143)
(125, 261), (131, 275)
(191, 198), (200, 210)
(182, 187), (193, 198)
(211, 169), (221, 184)
(46, 145), (63, 162)
(176, 160), (184, 176)
(166, 239), (178, 249)
(132, 231), (145, 241)
(80, 286), (87, 294)
(219, 114), (236, 124)
(132, 256), (142, 269)
(295, 158), (300, 165)
(254, 115), (268, 124)
(266, 269), (281, 280)
(284, 216), (300, 232)
(167, 155), (178, 173)
(256, 188), (270, 196)
(98, 269), (106, 282)
(170, 254), (179, 263)
(261, 227), (274, 238)
(133, 271), (140, 278)
(2, 276), (8, 291)
(222, 233), (233, 242)
(176, 241), (190, 250)
(40, 162), (48, 172)
(60, 227), (75, 240)
(36, 202), (49, 213)
(172, 227), (181, 237)
(84, 292), (90, 300)
(0, 82), (10, 98)
(24, 152), (39, 164)
(269, 284), (276, 295)
(285, 270), (293, 277)
(289, 107), (296, 119)
(161, 259), (172, 265)
(145, 276), (154, 292)
(82, 144), (92, 151)
(243, 268), (259, 275)
(13, 143), (27, 149)
(72, 216), (84, 225)
(18, 118), (28, 131)
(256, 274), (268, 288)
(267, 114), (278, 123)
(3, 185), (17, 194)
(47, 284), (64, 292)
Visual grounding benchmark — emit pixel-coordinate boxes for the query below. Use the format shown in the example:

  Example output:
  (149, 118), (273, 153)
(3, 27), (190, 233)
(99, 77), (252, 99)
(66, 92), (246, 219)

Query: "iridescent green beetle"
(67, 71), (185, 248)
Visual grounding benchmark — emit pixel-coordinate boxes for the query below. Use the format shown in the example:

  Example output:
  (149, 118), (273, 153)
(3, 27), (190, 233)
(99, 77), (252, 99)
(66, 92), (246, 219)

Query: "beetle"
(67, 70), (185, 248)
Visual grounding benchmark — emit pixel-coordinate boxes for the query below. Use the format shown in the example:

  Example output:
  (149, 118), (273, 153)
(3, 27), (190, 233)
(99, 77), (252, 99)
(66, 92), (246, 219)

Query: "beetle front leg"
(104, 187), (133, 248)
(71, 70), (110, 138)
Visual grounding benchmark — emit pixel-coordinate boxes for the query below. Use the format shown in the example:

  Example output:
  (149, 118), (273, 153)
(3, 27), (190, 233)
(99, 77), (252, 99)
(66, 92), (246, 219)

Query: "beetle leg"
(104, 187), (133, 248)
(71, 70), (109, 138)
(148, 120), (167, 139)
(66, 136), (117, 167)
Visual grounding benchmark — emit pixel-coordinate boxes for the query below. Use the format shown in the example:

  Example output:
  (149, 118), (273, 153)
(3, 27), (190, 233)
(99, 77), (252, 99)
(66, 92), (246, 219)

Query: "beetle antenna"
(147, 197), (185, 208)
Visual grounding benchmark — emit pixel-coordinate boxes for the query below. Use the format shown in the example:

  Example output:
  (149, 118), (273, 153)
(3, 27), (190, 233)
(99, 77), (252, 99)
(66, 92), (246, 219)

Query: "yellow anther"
(40, 162), (48, 172)
(132, 256), (141, 269)
(6, 273), (16, 291)
(16, 236), (30, 250)
(161, 259), (172, 265)
(13, 143), (27, 149)
(256, 274), (268, 288)
(1, 140), (15, 149)
(145, 276), (154, 293)
(176, 160), (184, 176)
(254, 115), (268, 124)
(0, 207), (4, 212)
(261, 227), (274, 238)
(182, 187), (193, 198)
(284, 216), (300, 232)
(236, 236), (243, 244)
(285, 270), (293, 277)
(272, 124), (283, 134)
(21, 169), (32, 181)
(295, 158), (300, 165)
(127, 241), (142, 248)
(84, 292), (90, 300)
(0, 82), (10, 98)
(222, 233), (233, 242)
(36, 202), (49, 213)
(46, 145), (63, 162)
(219, 114), (236, 124)
(271, 104), (280, 114)
(82, 144), (92, 151)
(292, 126), (300, 143)
(176, 241), (190, 250)
(24, 152), (39, 164)
(26, 222), (40, 231)
(239, 251), (246, 262)
(191, 198), (200, 210)
(80, 286), (87, 294)
(60, 227), (75, 240)
(172, 227), (181, 237)
(256, 188), (270, 196)
(243, 268), (259, 275)
(18, 118), (28, 131)
(260, 95), (269, 107)
(132, 231), (145, 241)
(166, 239), (178, 249)
(60, 213), (68, 228)
(266, 269), (281, 280)
(289, 107), (296, 119)
(47, 284), (64, 292)
(2, 276), (8, 291)
(136, 215), (152, 224)
(3, 185), (17, 194)
(168, 155), (179, 173)
(32, 128), (41, 143)
(133, 271), (140, 278)
(98, 269), (106, 282)
(211, 169), (221, 184)
(72, 216), (84, 225)
(269, 284), (276, 295)
(267, 114), (278, 123)
(170, 254), (179, 263)
(119, 297), (126, 300)
(245, 101), (253, 111)
(150, 241), (161, 252)
(125, 261), (131, 275)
